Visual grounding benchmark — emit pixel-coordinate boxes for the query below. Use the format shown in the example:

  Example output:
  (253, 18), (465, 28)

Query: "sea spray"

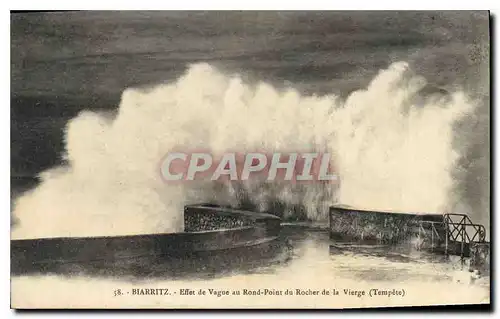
(12, 62), (473, 239)
(330, 62), (472, 212)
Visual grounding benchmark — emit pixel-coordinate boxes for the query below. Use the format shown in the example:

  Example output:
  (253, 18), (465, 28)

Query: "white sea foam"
(12, 62), (474, 239)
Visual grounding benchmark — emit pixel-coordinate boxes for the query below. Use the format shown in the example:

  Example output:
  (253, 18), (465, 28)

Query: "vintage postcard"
(10, 11), (490, 309)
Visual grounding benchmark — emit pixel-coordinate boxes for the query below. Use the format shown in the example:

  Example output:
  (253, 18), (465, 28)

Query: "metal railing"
(443, 214), (486, 262)
(416, 220), (444, 252)
(414, 214), (486, 261)
(443, 214), (486, 243)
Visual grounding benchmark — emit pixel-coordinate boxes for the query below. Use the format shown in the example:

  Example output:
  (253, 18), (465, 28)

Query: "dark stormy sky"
(11, 11), (489, 99)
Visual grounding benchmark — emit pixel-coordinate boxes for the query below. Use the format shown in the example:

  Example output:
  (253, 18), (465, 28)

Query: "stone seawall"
(329, 206), (445, 248)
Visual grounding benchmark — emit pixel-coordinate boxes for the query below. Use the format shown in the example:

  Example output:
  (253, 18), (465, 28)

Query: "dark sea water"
(11, 226), (490, 308)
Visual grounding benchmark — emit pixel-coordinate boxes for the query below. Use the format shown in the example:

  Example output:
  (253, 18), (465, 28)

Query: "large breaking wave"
(12, 62), (478, 239)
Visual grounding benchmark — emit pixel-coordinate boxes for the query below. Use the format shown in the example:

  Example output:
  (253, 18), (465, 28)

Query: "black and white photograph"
(9, 10), (491, 309)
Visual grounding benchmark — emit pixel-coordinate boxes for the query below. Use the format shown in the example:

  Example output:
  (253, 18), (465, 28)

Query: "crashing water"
(11, 62), (476, 239)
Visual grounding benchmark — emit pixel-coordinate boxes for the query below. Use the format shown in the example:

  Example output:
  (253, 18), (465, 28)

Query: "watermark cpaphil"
(159, 151), (338, 183)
